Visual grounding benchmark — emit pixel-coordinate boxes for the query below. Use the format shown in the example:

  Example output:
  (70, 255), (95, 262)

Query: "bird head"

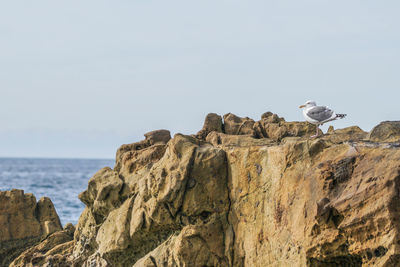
(299, 100), (316, 109)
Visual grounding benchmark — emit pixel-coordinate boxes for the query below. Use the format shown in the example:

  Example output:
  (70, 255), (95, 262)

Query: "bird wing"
(306, 106), (334, 122)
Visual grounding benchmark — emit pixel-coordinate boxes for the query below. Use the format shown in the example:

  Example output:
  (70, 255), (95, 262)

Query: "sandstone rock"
(261, 111), (273, 120)
(225, 139), (400, 266)
(133, 216), (229, 267)
(0, 190), (62, 266)
(196, 113), (223, 140)
(102, 135), (228, 266)
(72, 120), (400, 266)
(0, 190), (41, 242)
(223, 113), (255, 135)
(368, 121), (400, 142)
(260, 111), (285, 123)
(144, 129), (172, 146)
(71, 133), (231, 266)
(36, 197), (63, 236)
(78, 167), (123, 222)
(10, 226), (75, 267)
(63, 223), (76, 235)
(322, 126), (368, 144)
(118, 144), (167, 179)
(115, 129), (171, 171)
(7, 112), (400, 267)
(206, 131), (275, 147)
(253, 120), (318, 141)
(72, 207), (98, 264)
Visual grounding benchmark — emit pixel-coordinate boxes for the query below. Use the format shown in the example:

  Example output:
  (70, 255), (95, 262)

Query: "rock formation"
(9, 223), (75, 267)
(0, 189), (62, 266)
(6, 113), (400, 266)
(368, 121), (400, 142)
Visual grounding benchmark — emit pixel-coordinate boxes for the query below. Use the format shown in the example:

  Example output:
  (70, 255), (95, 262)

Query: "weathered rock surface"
(0, 189), (62, 266)
(223, 113), (255, 136)
(115, 129), (171, 172)
(196, 113), (223, 140)
(10, 223), (75, 267)
(368, 121), (400, 142)
(7, 113), (400, 267)
(71, 134), (230, 267)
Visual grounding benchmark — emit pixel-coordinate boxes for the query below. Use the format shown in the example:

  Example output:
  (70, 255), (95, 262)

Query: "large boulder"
(0, 190), (62, 266)
(368, 121), (400, 142)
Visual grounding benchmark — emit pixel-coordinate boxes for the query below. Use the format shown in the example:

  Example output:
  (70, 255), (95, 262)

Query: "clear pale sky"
(1, 1), (399, 159)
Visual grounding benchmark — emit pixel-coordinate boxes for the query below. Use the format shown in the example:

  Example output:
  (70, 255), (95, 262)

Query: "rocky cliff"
(7, 113), (400, 266)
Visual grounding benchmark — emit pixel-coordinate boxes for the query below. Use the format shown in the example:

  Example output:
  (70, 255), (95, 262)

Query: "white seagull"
(299, 100), (346, 137)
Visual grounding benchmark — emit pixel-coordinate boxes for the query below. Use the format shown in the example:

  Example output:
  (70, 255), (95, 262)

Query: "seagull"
(299, 100), (346, 137)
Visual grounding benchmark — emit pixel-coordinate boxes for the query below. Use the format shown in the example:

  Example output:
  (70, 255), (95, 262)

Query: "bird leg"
(311, 125), (320, 138)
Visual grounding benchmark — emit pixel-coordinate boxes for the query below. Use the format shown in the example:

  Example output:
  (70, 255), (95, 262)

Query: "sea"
(0, 157), (115, 226)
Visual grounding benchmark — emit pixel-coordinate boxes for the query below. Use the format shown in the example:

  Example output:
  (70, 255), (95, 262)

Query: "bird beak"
(299, 105), (305, 108)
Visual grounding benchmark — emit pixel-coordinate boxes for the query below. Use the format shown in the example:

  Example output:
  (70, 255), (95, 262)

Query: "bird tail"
(336, 114), (346, 119)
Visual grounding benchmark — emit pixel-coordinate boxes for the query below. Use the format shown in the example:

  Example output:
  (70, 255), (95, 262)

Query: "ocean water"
(0, 157), (114, 226)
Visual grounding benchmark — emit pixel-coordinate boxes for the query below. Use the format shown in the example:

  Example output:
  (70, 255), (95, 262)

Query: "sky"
(0, 1), (399, 159)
